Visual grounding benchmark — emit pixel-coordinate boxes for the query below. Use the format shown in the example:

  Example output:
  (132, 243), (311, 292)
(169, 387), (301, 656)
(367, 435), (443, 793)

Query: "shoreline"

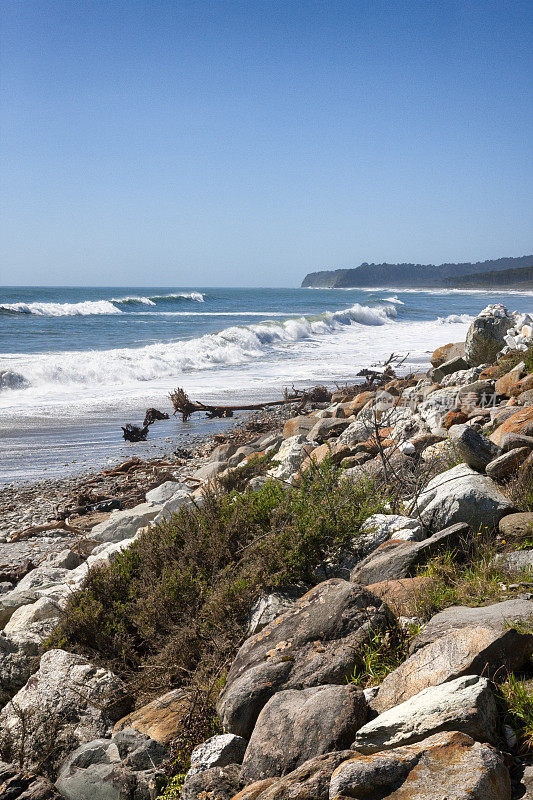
(1, 301), (533, 797)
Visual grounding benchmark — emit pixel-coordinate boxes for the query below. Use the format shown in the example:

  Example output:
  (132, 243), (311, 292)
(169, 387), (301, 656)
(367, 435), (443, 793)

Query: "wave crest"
(0, 300), (122, 317)
(0, 291), (206, 316)
(0, 302), (396, 391)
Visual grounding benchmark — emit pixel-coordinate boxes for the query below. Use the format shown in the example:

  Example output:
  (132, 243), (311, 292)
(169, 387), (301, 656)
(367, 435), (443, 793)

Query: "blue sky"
(1, 0), (532, 287)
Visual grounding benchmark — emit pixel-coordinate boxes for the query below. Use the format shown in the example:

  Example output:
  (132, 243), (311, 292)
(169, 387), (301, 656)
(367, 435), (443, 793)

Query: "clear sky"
(1, 0), (532, 287)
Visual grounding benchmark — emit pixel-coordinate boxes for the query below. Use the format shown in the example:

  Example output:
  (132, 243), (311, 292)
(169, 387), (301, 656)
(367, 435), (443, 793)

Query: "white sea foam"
(438, 313), (474, 324)
(0, 303), (396, 392)
(0, 300), (122, 316)
(111, 295), (156, 305)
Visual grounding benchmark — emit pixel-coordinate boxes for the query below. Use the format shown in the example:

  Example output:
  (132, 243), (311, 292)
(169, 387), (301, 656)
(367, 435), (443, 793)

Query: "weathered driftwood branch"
(10, 520), (84, 542)
(169, 387), (300, 422)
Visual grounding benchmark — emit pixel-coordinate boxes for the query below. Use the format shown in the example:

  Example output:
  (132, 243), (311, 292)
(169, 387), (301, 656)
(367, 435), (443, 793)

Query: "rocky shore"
(1, 302), (533, 800)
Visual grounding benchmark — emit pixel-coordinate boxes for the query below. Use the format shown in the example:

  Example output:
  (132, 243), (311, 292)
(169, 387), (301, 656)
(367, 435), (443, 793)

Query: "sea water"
(1, 285), (531, 483)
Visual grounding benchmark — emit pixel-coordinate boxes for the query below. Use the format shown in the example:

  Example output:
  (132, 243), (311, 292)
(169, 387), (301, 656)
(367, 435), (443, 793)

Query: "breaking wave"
(0, 302), (396, 391)
(0, 292), (206, 316)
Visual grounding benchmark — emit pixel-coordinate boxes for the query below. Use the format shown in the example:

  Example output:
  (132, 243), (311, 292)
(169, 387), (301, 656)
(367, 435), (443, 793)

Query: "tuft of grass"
(500, 674), (533, 753)
(346, 626), (415, 688)
(414, 535), (532, 620)
(506, 459), (533, 513)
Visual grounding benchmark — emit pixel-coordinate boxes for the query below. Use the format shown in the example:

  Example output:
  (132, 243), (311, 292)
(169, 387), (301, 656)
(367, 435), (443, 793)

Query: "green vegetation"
(51, 458), (388, 699)
(347, 626), (416, 688)
(500, 674), (533, 752)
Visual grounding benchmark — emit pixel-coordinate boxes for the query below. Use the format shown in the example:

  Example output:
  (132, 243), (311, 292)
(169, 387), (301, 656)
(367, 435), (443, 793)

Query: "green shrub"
(50, 460), (388, 700)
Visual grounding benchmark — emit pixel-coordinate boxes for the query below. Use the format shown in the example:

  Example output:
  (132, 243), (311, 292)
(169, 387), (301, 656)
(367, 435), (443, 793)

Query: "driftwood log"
(168, 387), (324, 422)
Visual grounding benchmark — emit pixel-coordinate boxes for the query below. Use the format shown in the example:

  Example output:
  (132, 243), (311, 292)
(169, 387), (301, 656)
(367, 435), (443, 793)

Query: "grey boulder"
(374, 624), (533, 712)
(89, 503), (160, 544)
(240, 684), (367, 783)
(415, 463), (515, 532)
(330, 731), (510, 800)
(180, 764), (241, 800)
(351, 675), (499, 754)
(0, 649), (131, 773)
(350, 523), (469, 585)
(448, 424), (500, 471)
(494, 549), (533, 572)
(55, 728), (166, 800)
(465, 306), (513, 366)
(188, 733), (247, 777)
(485, 447), (530, 480)
(410, 598), (533, 652)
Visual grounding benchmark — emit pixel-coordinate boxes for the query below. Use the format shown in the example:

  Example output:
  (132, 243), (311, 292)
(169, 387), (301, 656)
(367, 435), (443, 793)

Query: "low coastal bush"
(50, 459), (389, 701)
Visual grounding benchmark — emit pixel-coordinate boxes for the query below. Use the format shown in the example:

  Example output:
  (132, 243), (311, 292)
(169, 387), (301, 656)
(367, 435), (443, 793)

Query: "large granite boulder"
(0, 597), (63, 705)
(485, 446), (530, 480)
(0, 650), (131, 773)
(351, 675), (499, 754)
(490, 406), (533, 446)
(55, 728), (166, 800)
(359, 514), (424, 542)
(465, 304), (513, 366)
(240, 684), (367, 783)
(89, 503), (160, 544)
(431, 342), (466, 368)
(415, 463), (515, 531)
(410, 598), (533, 652)
(373, 624), (533, 712)
(330, 731), (510, 800)
(216, 580), (395, 738)
(267, 435), (315, 482)
(350, 523), (469, 585)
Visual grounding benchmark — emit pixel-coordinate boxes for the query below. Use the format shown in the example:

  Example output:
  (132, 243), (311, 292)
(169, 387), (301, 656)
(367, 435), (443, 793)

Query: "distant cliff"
(444, 265), (533, 289)
(301, 255), (533, 288)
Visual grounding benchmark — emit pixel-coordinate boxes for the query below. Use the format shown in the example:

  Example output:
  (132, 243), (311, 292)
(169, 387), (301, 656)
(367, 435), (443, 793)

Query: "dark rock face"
(350, 523), (469, 585)
(448, 424), (500, 471)
(0, 761), (61, 800)
(216, 580), (395, 738)
(240, 684), (367, 783)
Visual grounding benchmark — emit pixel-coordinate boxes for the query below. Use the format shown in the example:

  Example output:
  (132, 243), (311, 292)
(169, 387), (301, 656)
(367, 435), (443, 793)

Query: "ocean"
(1, 285), (532, 484)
